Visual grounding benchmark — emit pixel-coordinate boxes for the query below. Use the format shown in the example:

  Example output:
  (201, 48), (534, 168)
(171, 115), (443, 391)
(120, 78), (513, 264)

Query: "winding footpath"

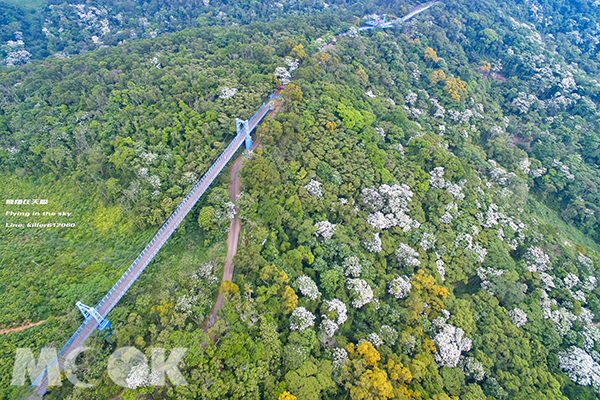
(204, 149), (248, 331)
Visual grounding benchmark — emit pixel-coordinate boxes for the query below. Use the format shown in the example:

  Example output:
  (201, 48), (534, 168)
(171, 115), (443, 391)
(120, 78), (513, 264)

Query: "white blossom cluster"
(394, 143), (405, 158)
(315, 221), (336, 240)
(331, 347), (349, 371)
(436, 254), (446, 281)
(558, 346), (600, 392)
(551, 159), (575, 180)
(396, 243), (421, 268)
(461, 357), (485, 381)
(427, 167), (465, 200)
(180, 171), (198, 185)
(548, 307), (578, 337)
(488, 160), (517, 187)
(512, 92), (539, 113)
(192, 261), (218, 284)
(140, 152), (158, 164)
(366, 333), (383, 347)
(578, 254), (594, 271)
(439, 211), (453, 225)
(305, 179), (323, 197)
(284, 57), (300, 72)
(476, 266), (504, 294)
(363, 232), (383, 253)
(148, 175), (161, 188)
(346, 278), (374, 308)
(343, 256), (362, 277)
(433, 322), (473, 368)
(222, 201), (236, 220)
(2, 45), (32, 67)
(405, 91), (418, 105)
(290, 307), (316, 331)
(531, 167), (547, 178)
(176, 294), (197, 314)
(379, 325), (398, 345)
(323, 299), (348, 325)
(518, 158), (531, 174)
(430, 98), (446, 119)
(346, 26), (359, 38)
(524, 246), (552, 272)
(472, 243), (488, 263)
(540, 272), (555, 291)
(362, 184), (417, 231)
(320, 319), (339, 339)
(219, 87), (238, 99)
(581, 324), (600, 352)
(275, 66), (292, 85)
(509, 308), (528, 328)
(389, 276), (412, 299)
(365, 90), (376, 98)
(296, 276), (321, 300)
(564, 273), (580, 290)
(125, 363), (160, 390)
(420, 232), (437, 251)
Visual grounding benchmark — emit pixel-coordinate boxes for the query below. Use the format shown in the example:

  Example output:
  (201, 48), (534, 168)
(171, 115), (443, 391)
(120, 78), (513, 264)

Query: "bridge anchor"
(76, 301), (111, 331)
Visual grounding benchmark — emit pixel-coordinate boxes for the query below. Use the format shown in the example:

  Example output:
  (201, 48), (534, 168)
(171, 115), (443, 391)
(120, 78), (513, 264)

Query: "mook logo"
(11, 347), (188, 388)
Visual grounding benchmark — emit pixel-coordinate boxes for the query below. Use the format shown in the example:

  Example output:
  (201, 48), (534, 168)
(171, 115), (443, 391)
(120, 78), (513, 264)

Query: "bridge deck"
(30, 103), (271, 398)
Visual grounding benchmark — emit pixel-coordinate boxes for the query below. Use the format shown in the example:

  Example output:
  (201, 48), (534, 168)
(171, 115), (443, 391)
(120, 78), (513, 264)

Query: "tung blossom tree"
(346, 278), (374, 308)
(509, 308), (528, 328)
(433, 322), (473, 368)
(290, 307), (316, 331)
(296, 275), (321, 301)
(396, 243), (420, 268)
(315, 221), (336, 240)
(389, 276), (412, 299)
(558, 346), (600, 392)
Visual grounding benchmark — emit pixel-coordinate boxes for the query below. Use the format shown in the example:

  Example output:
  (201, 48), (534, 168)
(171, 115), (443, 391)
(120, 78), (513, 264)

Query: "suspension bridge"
(27, 101), (273, 398)
(339, 1), (440, 34)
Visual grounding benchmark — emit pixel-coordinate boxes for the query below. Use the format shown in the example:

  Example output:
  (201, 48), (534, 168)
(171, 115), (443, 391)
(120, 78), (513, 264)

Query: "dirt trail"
(204, 147), (251, 331)
(202, 97), (284, 335)
(0, 317), (63, 335)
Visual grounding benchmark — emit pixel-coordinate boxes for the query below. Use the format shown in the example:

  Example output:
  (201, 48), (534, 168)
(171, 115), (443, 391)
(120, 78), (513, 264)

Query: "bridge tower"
(236, 118), (252, 150)
(76, 301), (111, 331)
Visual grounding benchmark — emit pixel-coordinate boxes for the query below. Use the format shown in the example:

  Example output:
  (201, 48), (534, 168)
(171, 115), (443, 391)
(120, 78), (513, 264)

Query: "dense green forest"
(2, 0), (600, 399)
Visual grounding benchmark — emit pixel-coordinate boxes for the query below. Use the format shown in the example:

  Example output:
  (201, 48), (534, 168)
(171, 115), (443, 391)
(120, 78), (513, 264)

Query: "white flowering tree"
(305, 179), (323, 198)
(461, 357), (485, 381)
(343, 256), (362, 278)
(125, 363), (160, 390)
(509, 308), (528, 328)
(396, 243), (420, 268)
(290, 307), (316, 331)
(296, 275), (321, 301)
(389, 276), (411, 299)
(362, 184), (416, 231)
(433, 323), (472, 368)
(315, 221), (336, 240)
(346, 278), (374, 308)
(323, 298), (348, 325)
(559, 346), (600, 392)
(219, 87), (238, 99)
(524, 246), (552, 272)
(363, 232), (382, 253)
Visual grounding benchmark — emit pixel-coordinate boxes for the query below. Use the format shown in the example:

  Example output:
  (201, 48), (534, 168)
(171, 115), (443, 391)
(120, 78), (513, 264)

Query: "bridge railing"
(94, 102), (270, 314)
(30, 101), (272, 397)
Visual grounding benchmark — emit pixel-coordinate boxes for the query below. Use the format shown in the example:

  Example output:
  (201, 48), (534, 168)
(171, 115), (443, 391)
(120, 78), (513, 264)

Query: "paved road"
(30, 103), (271, 399)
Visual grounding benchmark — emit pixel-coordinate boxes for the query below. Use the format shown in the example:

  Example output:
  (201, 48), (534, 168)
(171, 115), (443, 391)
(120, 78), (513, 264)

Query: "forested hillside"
(2, 1), (600, 399)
